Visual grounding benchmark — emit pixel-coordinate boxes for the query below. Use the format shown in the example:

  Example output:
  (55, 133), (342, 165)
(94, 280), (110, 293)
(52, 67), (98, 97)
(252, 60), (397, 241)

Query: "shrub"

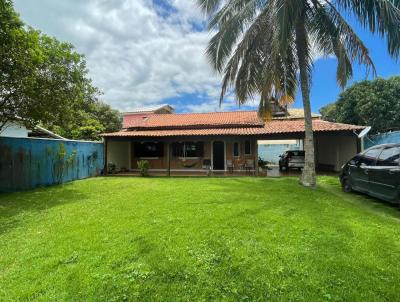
(137, 160), (150, 176)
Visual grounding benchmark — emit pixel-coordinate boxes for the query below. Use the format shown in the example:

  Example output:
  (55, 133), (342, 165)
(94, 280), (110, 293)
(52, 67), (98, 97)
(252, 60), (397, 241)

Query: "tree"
(319, 103), (337, 122)
(43, 101), (122, 141)
(198, 0), (400, 187)
(321, 77), (400, 132)
(70, 118), (105, 141)
(0, 0), (36, 129)
(87, 101), (122, 134)
(0, 0), (99, 132)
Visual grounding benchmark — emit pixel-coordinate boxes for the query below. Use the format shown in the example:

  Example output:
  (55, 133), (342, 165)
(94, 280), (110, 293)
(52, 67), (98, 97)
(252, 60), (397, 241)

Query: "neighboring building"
(0, 121), (28, 138)
(102, 105), (365, 174)
(0, 121), (65, 139)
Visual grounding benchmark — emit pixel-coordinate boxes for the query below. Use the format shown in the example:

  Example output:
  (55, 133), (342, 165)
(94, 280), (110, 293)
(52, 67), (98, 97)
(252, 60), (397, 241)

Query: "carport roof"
(102, 119), (365, 137)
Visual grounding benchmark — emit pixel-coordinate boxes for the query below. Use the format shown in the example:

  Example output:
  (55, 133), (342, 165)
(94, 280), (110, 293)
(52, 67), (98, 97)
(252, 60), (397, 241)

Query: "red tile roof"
(122, 113), (153, 128)
(122, 111), (264, 129)
(103, 119), (364, 137)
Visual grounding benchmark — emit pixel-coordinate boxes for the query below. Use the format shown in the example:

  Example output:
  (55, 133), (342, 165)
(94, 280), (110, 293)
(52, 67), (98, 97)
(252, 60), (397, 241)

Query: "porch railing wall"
(0, 137), (104, 192)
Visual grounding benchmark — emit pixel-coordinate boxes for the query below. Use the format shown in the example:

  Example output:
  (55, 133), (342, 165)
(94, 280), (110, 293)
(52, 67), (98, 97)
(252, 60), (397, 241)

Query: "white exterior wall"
(107, 140), (131, 170)
(0, 122), (29, 138)
(316, 135), (358, 171)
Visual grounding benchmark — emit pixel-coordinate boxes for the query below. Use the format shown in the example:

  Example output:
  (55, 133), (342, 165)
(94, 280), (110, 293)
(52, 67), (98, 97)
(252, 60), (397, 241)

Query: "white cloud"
(16, 0), (322, 113)
(13, 0), (228, 112)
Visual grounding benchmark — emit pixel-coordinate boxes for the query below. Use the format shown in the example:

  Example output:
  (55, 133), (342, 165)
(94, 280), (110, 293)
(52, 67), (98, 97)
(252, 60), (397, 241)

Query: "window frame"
(358, 147), (382, 166)
(244, 140), (252, 155)
(233, 142), (240, 157)
(172, 142), (204, 159)
(376, 147), (400, 167)
(134, 142), (164, 159)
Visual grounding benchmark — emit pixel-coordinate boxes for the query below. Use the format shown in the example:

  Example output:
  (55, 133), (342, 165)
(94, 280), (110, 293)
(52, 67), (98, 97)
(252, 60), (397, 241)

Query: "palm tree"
(198, 0), (400, 187)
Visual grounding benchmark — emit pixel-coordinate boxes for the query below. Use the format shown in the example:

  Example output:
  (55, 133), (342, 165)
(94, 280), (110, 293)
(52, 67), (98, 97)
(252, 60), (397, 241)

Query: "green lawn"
(0, 177), (399, 301)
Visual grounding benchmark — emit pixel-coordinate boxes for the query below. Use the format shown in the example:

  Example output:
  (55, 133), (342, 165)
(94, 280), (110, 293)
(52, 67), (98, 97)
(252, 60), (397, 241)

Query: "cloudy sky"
(13, 0), (400, 113)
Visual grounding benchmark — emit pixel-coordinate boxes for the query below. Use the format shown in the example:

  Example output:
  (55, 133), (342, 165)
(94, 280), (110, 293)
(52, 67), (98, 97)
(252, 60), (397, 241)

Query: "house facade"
(0, 121), (65, 139)
(102, 106), (365, 175)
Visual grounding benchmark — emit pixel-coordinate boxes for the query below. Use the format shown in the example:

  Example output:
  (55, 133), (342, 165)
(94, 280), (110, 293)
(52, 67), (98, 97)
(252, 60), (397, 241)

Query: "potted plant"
(137, 160), (150, 176)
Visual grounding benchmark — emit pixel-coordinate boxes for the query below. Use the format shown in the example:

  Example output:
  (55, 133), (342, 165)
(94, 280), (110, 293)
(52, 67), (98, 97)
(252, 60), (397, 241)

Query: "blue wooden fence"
(0, 137), (104, 192)
(364, 131), (400, 149)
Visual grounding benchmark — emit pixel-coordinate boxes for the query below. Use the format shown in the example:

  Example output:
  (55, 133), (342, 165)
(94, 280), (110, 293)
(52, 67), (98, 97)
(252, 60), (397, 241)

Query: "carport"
(254, 119), (363, 172)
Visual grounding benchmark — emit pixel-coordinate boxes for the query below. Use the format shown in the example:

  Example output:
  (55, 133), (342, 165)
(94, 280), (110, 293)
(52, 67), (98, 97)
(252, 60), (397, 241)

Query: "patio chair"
(107, 162), (116, 174)
(226, 159), (234, 173)
(244, 159), (255, 175)
(202, 159), (212, 176)
(235, 159), (245, 171)
(202, 159), (211, 170)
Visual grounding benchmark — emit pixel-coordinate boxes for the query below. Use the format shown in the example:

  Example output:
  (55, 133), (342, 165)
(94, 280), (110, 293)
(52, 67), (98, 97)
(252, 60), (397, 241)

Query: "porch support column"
(255, 139), (259, 176)
(167, 142), (171, 177)
(104, 137), (108, 175)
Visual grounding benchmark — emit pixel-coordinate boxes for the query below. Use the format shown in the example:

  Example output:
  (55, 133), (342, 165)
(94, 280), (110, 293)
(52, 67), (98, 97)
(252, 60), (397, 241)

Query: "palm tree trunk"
(295, 19), (316, 187)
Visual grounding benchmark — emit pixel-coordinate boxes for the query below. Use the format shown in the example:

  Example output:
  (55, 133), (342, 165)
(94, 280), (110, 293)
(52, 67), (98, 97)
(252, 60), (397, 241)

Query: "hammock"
(181, 159), (199, 168)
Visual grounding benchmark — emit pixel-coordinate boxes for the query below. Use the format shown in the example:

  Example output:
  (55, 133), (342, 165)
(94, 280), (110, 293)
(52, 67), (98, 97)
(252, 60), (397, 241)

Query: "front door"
(213, 141), (225, 170)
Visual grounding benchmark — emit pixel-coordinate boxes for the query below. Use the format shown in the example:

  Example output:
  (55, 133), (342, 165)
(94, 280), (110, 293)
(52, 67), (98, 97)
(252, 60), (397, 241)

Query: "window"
(134, 142), (164, 158)
(358, 147), (381, 166)
(288, 151), (305, 157)
(172, 142), (204, 158)
(233, 142), (240, 157)
(244, 140), (251, 155)
(376, 147), (400, 166)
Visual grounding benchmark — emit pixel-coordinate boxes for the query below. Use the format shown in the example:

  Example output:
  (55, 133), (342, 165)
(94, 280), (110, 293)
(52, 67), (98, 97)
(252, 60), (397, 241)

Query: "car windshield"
(359, 147), (382, 166)
(288, 151), (305, 156)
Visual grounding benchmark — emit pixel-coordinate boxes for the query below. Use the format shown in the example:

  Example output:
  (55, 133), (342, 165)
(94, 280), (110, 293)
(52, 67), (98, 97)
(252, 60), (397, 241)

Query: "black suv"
(340, 144), (400, 204)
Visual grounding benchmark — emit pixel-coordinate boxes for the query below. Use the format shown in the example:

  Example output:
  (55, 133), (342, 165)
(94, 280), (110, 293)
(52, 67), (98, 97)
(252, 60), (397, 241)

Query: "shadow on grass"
(0, 182), (89, 235)
(320, 182), (400, 221)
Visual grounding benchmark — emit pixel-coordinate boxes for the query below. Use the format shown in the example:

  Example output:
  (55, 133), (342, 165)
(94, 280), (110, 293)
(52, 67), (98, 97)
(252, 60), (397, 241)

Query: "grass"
(0, 176), (399, 301)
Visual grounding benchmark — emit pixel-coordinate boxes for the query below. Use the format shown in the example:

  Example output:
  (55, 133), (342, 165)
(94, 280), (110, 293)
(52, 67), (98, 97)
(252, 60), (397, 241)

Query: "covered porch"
(104, 136), (259, 176)
(104, 130), (360, 176)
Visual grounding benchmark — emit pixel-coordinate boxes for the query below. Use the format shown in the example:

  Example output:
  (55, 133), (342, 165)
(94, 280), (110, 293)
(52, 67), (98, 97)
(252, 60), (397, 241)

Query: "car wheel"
(342, 178), (352, 193)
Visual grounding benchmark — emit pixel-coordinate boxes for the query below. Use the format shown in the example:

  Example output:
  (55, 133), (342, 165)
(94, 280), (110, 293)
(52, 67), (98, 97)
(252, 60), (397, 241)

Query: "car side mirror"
(349, 159), (360, 166)
(356, 161), (363, 167)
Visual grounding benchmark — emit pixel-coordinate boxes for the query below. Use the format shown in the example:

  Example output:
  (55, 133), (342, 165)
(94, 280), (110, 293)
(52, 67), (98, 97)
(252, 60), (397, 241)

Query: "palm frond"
(206, 0), (260, 72)
(334, 0), (400, 57)
(218, 0), (299, 113)
(208, 0), (259, 29)
(196, 0), (223, 14)
(308, 0), (376, 86)
(324, 1), (375, 70)
(217, 3), (276, 103)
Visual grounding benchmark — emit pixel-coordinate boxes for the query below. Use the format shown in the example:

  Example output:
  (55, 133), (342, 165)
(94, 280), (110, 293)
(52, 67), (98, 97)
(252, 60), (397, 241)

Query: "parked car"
(340, 144), (400, 204)
(279, 150), (305, 171)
